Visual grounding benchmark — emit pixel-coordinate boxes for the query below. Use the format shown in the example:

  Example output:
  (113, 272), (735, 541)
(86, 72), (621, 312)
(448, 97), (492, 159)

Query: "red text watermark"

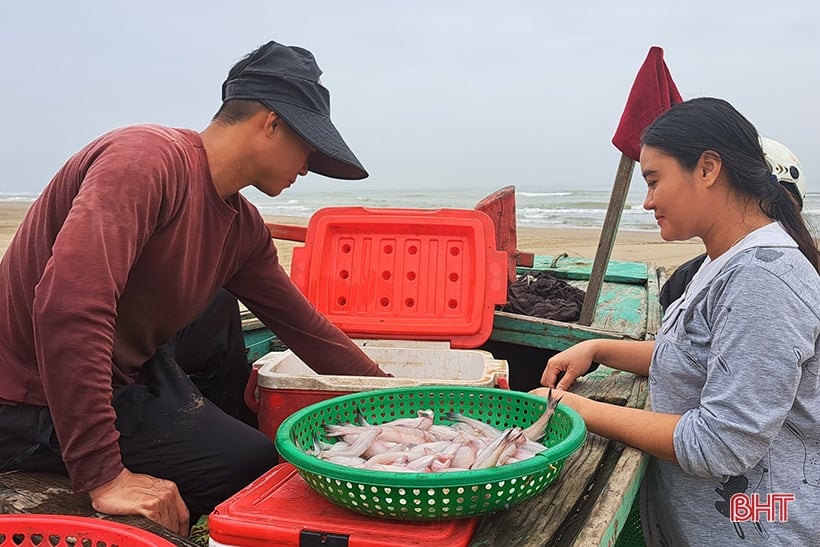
(730, 493), (795, 522)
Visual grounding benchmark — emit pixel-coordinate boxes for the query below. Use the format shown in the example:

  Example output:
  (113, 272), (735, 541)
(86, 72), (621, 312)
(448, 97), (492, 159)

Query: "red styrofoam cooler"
(208, 463), (479, 547)
(246, 207), (510, 441)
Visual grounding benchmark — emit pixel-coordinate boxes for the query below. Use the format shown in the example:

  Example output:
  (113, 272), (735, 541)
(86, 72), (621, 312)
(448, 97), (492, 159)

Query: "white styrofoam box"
(254, 339), (508, 392)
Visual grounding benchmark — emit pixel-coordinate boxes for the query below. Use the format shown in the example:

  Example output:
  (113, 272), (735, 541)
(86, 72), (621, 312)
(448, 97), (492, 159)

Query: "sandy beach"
(0, 201), (705, 273)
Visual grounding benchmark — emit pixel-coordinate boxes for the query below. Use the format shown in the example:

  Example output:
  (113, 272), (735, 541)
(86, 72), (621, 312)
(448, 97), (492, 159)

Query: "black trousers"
(0, 290), (277, 517)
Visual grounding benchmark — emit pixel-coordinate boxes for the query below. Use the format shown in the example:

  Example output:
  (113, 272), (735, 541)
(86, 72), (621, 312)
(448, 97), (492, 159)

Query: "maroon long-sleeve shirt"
(0, 124), (385, 492)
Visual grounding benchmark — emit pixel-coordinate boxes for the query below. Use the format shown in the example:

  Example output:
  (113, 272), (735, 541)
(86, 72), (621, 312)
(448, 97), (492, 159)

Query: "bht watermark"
(730, 493), (795, 522)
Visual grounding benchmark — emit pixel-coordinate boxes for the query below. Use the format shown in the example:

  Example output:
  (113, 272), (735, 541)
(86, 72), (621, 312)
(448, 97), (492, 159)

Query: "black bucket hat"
(221, 41), (368, 180)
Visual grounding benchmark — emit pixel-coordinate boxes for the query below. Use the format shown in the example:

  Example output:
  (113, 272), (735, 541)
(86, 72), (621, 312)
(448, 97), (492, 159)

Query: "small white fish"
(523, 388), (562, 442)
(444, 412), (504, 438)
(430, 454), (454, 472)
(318, 427), (380, 459)
(361, 439), (400, 459)
(363, 452), (411, 467)
(406, 453), (441, 471)
(324, 455), (366, 467)
(309, 407), (552, 472)
(452, 444), (477, 469)
(471, 428), (524, 469)
(357, 408), (435, 429)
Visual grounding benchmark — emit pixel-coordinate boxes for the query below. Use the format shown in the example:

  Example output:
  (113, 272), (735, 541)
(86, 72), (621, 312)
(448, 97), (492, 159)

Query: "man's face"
(252, 114), (314, 197)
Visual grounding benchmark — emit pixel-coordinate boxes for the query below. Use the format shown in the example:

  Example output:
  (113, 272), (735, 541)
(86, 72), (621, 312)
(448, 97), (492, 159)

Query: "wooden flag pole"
(578, 154), (636, 325)
(579, 46), (680, 326)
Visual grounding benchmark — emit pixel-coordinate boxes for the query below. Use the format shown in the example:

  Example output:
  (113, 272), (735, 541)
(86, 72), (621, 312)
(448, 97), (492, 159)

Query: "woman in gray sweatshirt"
(534, 97), (820, 545)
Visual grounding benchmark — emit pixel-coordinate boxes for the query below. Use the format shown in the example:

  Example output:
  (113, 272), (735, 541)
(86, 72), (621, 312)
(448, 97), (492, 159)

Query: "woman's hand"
(542, 339), (654, 390)
(541, 340), (598, 390)
(530, 387), (680, 462)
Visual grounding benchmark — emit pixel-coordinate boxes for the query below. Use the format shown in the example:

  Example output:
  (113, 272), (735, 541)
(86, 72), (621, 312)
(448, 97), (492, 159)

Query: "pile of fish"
(306, 389), (561, 472)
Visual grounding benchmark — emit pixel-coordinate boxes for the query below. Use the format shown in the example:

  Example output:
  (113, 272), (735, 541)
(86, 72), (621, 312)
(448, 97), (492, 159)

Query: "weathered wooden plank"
(244, 329), (288, 363)
(471, 433), (610, 546)
(470, 370), (646, 546)
(573, 446), (648, 546)
(473, 185), (519, 284)
(490, 266), (654, 354)
(490, 312), (634, 352)
(0, 472), (80, 516)
(579, 155), (637, 325)
(491, 289), (648, 352)
(564, 368), (648, 546)
(525, 256), (648, 285)
(550, 440), (627, 546)
(0, 471), (199, 546)
(264, 222), (307, 242)
(645, 262), (663, 339)
(574, 281), (647, 335)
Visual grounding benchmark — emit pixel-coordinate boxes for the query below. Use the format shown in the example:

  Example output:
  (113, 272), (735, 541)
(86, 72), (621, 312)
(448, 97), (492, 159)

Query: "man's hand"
(89, 468), (189, 536)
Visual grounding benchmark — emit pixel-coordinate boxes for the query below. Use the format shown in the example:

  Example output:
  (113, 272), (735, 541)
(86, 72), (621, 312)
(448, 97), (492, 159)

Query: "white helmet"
(760, 136), (806, 206)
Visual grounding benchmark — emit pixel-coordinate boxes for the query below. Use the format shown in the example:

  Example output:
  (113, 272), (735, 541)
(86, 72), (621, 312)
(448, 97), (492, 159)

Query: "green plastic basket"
(275, 385), (587, 520)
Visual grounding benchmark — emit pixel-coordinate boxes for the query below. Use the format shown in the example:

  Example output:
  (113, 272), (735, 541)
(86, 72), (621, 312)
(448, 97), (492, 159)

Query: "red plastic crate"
(209, 463), (478, 546)
(248, 206), (510, 442)
(0, 514), (175, 546)
(289, 207), (508, 349)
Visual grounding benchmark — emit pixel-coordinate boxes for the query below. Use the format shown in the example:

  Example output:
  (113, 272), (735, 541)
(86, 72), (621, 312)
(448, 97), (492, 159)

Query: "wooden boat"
(1, 361), (651, 547)
(1, 188), (660, 546)
(238, 185), (662, 546)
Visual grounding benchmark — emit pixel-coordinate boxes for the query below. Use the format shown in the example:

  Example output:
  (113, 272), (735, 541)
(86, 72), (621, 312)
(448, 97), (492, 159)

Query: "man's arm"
(31, 131), (191, 532)
(227, 224), (388, 377)
(236, 260), (389, 376)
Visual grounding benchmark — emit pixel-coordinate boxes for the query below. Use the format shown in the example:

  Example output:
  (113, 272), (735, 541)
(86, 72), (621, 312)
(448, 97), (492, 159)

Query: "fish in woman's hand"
(523, 387), (562, 442)
(306, 389), (562, 472)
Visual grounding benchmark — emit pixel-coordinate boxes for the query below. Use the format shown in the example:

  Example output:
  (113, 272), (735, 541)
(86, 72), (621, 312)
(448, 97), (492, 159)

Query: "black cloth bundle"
(500, 271), (586, 322)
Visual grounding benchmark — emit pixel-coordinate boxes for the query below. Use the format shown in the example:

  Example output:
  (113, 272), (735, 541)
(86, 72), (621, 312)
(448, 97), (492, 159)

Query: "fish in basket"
(310, 388), (564, 471)
(275, 385), (587, 521)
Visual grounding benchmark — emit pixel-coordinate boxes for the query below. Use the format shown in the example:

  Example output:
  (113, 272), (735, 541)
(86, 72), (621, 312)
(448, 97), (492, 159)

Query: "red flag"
(611, 46), (682, 161)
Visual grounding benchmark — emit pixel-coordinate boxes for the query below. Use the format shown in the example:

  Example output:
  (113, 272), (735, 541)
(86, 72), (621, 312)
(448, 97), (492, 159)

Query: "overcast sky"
(1, 1), (817, 196)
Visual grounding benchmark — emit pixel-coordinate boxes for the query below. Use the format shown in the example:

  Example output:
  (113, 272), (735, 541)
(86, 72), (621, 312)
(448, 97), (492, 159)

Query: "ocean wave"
(0, 193), (39, 202)
(6, 189), (820, 233)
(517, 191), (573, 197)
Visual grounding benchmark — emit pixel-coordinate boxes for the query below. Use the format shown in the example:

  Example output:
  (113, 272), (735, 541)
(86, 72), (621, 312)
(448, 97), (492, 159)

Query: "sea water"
(239, 188), (663, 232)
(237, 188), (820, 233)
(4, 189), (820, 233)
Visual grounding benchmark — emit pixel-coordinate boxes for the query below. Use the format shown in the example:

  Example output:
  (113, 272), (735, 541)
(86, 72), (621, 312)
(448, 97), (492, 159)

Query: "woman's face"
(640, 146), (702, 242)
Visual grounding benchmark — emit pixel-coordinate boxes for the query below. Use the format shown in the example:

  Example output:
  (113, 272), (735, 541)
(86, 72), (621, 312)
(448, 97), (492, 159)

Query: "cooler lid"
(208, 463), (478, 546)
(290, 207), (508, 349)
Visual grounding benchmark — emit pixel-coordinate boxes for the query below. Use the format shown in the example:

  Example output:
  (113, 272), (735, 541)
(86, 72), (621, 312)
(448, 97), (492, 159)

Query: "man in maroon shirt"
(0, 41), (388, 535)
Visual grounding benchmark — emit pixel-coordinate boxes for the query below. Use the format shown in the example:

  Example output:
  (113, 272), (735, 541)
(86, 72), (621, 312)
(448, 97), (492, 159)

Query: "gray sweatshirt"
(641, 245), (820, 545)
